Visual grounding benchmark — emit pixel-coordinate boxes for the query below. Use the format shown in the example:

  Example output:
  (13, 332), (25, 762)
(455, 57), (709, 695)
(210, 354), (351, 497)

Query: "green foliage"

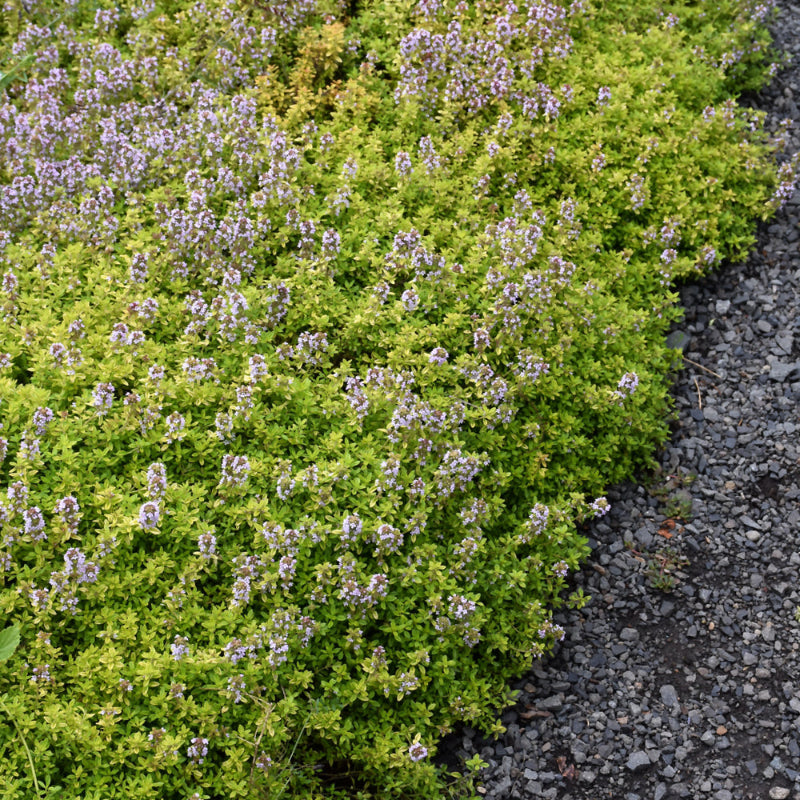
(0, 623), (19, 661)
(0, 0), (784, 797)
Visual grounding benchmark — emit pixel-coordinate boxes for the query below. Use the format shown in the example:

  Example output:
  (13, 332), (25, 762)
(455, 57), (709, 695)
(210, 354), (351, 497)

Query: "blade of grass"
(0, 697), (43, 797)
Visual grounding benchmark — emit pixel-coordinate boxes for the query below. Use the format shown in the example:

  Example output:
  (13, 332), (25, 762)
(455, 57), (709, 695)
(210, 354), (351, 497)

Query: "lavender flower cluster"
(395, 0), (583, 120)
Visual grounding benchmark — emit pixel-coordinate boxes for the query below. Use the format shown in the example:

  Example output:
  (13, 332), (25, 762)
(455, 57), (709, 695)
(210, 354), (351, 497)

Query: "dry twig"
(684, 356), (722, 379)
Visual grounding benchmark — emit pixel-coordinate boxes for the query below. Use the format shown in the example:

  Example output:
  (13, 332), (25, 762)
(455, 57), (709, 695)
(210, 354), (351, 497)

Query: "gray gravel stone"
(626, 751), (651, 772)
(768, 361), (800, 382)
(537, 695), (563, 711)
(660, 684), (679, 709)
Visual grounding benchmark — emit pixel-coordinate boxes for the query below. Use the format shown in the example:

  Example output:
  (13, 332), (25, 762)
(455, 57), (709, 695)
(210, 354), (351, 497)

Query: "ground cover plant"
(0, 0), (793, 797)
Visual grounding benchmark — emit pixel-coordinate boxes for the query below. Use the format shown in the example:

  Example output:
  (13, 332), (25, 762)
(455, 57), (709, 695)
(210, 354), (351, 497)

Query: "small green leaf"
(0, 624), (20, 662)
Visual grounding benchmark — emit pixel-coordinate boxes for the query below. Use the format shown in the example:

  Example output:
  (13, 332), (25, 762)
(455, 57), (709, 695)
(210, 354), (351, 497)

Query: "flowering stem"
(274, 716), (310, 800)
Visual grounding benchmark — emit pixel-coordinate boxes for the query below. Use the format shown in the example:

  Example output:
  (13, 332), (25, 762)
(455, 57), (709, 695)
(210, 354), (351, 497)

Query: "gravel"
(446, 4), (800, 798)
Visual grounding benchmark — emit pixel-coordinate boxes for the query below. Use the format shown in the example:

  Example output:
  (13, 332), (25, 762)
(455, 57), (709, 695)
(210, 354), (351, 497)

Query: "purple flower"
(7, 481), (28, 512)
(32, 407), (54, 436)
(409, 742), (428, 762)
(459, 498), (488, 527)
(127, 330), (146, 349)
(616, 372), (639, 401)
(148, 727), (166, 745)
(64, 548), (98, 584)
(67, 319), (85, 340)
(248, 354), (268, 383)
(255, 754), (273, 771)
(329, 185), (351, 216)
(428, 347), (448, 365)
(401, 288), (419, 311)
(373, 522), (403, 557)
(29, 587), (49, 611)
(660, 248), (677, 266)
(473, 173), (491, 197)
(219, 454), (250, 489)
(164, 412), (186, 441)
(341, 513), (362, 543)
(234, 386), (253, 420)
(514, 352), (548, 384)
(552, 560), (569, 578)
(322, 228), (341, 258)
(129, 253), (149, 283)
(341, 157), (358, 180)
(2, 268), (18, 295)
(94, 7), (119, 32)
(23, 507), (46, 541)
(147, 462), (167, 500)
(224, 637), (257, 665)
(448, 594), (476, 620)
(518, 502), (550, 544)
(278, 555), (297, 587)
(418, 136), (441, 173)
(267, 633), (289, 667)
(197, 531), (217, 558)
(148, 364), (165, 385)
(597, 86), (611, 106)
(227, 674), (246, 703)
(187, 737), (208, 764)
(50, 343), (67, 366)
(92, 383), (115, 415)
(771, 161), (797, 208)
(276, 463), (295, 501)
(171, 635), (190, 661)
(592, 152), (606, 171)
(293, 331), (328, 366)
(473, 328), (490, 351)
(433, 448), (489, 501)
(372, 282), (391, 304)
(367, 574), (388, 601)
(31, 664), (51, 684)
(345, 377), (370, 420)
(627, 173), (647, 211)
(591, 497), (610, 517)
(297, 218), (316, 255)
(214, 413), (234, 443)
(408, 477), (425, 501)
(55, 495), (81, 532)
(138, 501), (160, 530)
(394, 150), (413, 176)
(699, 245), (717, 266)
(135, 298), (159, 323)
(182, 357), (217, 383)
(19, 433), (41, 461)
(109, 322), (130, 345)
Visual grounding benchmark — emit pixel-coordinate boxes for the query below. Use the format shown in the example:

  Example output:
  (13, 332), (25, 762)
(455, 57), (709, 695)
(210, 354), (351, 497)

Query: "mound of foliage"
(0, 0), (791, 797)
